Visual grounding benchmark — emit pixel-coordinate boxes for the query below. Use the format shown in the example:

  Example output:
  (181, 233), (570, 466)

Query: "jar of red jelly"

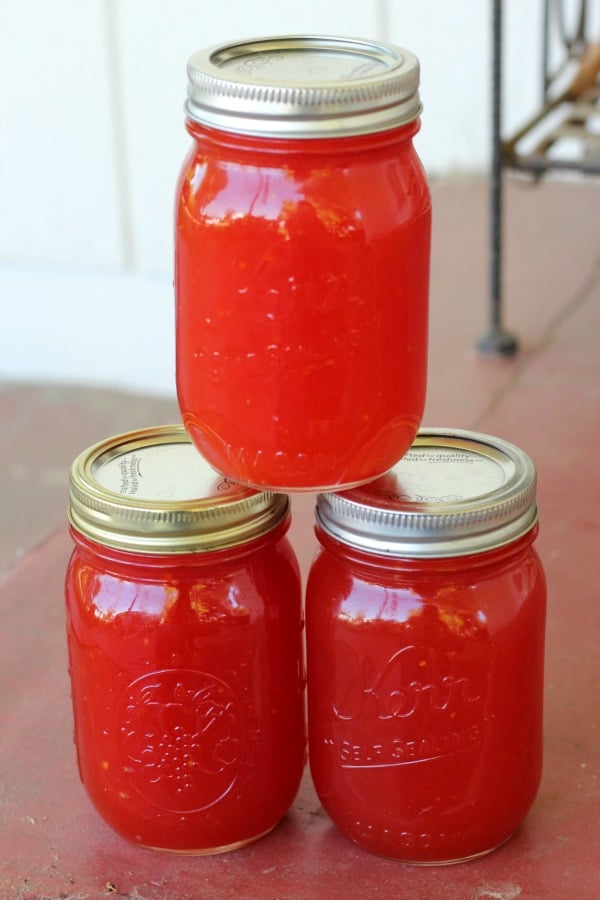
(65, 425), (305, 853)
(306, 428), (546, 864)
(175, 35), (431, 492)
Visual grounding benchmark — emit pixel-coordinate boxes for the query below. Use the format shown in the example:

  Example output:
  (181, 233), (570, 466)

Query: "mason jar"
(65, 425), (305, 853)
(306, 428), (546, 863)
(175, 35), (431, 491)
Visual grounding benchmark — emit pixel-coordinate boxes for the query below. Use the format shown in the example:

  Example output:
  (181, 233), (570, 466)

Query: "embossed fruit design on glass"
(306, 429), (546, 864)
(65, 426), (305, 853)
(175, 35), (431, 491)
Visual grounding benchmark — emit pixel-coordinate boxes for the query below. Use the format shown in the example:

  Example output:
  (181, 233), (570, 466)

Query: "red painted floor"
(1, 177), (599, 898)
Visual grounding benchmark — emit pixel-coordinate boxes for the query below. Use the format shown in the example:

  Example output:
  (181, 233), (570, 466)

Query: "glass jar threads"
(306, 429), (546, 864)
(175, 35), (431, 492)
(65, 426), (305, 854)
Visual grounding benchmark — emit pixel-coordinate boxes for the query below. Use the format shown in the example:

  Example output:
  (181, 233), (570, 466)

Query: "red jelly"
(65, 426), (305, 853)
(175, 35), (431, 491)
(306, 429), (546, 863)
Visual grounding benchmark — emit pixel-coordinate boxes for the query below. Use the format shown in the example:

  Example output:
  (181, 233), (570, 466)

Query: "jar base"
(372, 834), (512, 867)
(226, 472), (391, 494)
(140, 822), (277, 856)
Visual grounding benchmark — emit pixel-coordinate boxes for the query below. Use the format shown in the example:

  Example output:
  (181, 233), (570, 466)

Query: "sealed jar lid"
(316, 429), (539, 558)
(185, 34), (421, 138)
(68, 425), (289, 554)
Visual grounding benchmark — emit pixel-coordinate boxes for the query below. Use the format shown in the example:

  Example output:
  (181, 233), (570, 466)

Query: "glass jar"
(175, 35), (431, 492)
(306, 429), (546, 864)
(65, 426), (305, 854)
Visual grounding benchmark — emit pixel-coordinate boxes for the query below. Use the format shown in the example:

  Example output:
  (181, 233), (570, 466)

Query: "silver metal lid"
(185, 34), (421, 138)
(316, 429), (539, 558)
(68, 425), (289, 554)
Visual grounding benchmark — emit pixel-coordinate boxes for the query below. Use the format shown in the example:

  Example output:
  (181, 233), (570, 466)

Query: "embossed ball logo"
(118, 669), (244, 812)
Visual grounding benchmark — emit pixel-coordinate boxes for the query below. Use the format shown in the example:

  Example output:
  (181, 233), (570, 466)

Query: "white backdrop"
(0, 1), (570, 395)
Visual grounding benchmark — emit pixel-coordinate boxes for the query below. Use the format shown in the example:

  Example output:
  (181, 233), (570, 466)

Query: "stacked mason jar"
(65, 36), (546, 865)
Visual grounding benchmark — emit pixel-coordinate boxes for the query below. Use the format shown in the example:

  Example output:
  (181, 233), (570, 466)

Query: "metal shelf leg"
(477, 0), (519, 357)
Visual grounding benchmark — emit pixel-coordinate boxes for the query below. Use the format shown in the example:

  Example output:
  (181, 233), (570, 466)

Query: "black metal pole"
(478, 0), (519, 356)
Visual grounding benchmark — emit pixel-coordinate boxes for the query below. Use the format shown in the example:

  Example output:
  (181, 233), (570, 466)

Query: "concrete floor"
(1, 175), (599, 898)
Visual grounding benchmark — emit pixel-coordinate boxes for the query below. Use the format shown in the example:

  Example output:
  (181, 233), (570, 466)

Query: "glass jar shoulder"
(66, 529), (300, 631)
(176, 123), (430, 227)
(306, 531), (545, 634)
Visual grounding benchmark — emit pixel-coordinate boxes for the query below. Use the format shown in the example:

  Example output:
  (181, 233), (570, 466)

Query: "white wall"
(0, 1), (550, 396)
